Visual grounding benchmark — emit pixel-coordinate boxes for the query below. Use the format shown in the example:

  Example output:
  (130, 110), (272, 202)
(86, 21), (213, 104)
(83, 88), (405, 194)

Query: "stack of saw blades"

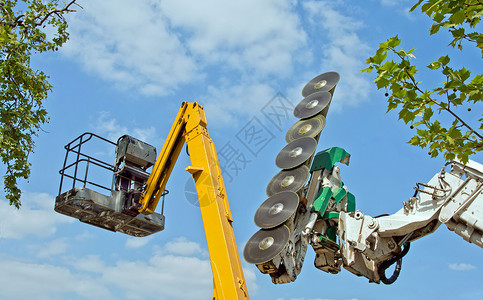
(244, 72), (340, 274)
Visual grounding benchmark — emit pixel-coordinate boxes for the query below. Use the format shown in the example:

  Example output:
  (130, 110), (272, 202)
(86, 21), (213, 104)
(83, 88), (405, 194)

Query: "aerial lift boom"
(55, 102), (249, 299)
(138, 102), (249, 299)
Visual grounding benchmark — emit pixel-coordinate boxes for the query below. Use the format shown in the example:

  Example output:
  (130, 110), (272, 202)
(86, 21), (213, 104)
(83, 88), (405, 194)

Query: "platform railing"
(58, 132), (117, 196)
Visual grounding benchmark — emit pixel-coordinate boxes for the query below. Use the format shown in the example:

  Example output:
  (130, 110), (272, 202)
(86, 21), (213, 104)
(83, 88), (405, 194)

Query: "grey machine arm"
(338, 160), (483, 283)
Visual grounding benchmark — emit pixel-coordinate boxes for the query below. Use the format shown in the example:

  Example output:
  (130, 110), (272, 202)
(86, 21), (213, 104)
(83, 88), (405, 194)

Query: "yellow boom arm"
(139, 102), (249, 300)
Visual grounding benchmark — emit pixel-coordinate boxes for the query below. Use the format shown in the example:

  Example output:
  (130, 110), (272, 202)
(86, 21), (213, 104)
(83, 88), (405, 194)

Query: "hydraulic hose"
(378, 242), (411, 284)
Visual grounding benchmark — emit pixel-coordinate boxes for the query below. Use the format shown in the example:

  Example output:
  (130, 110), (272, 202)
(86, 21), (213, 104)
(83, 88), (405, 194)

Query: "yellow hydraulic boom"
(139, 102), (249, 299)
(55, 101), (249, 299)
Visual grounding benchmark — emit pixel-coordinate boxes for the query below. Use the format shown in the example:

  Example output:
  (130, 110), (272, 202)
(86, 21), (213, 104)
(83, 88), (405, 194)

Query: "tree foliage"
(0, 0), (78, 208)
(363, 0), (483, 164)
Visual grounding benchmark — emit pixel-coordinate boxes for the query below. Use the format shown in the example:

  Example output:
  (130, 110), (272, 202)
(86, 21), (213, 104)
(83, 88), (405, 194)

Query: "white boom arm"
(338, 159), (483, 283)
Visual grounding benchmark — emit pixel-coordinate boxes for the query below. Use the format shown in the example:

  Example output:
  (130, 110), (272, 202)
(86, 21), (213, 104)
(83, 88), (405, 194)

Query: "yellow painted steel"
(140, 103), (188, 214)
(139, 102), (249, 300)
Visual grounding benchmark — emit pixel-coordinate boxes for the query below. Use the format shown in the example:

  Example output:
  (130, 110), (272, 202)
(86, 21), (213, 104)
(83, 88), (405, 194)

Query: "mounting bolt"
(368, 219), (376, 229)
(388, 242), (396, 250)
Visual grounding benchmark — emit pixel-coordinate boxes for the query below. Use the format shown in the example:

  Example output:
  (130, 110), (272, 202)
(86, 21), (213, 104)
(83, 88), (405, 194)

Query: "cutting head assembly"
(244, 71), (483, 286)
(244, 71), (357, 284)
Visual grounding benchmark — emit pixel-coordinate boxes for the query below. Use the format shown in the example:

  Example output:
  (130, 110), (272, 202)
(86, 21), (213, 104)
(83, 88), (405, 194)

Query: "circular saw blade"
(293, 91), (331, 119)
(275, 137), (317, 170)
(266, 165), (309, 197)
(243, 225), (290, 264)
(254, 191), (299, 229)
(302, 71), (340, 98)
(285, 114), (326, 143)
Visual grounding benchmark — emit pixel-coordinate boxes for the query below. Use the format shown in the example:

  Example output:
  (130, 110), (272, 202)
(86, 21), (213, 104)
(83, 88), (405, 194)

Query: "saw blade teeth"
(243, 225), (290, 265)
(254, 191), (300, 229)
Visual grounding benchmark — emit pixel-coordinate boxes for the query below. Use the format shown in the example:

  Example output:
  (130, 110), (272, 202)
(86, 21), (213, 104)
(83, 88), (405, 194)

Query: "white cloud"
(94, 111), (157, 143)
(59, 0), (373, 129)
(276, 298), (336, 300)
(3, 236), (238, 300)
(159, 0), (307, 76)
(163, 236), (205, 256)
(65, 254), (106, 274)
(62, 0), (307, 106)
(125, 235), (154, 249)
(103, 254), (212, 300)
(380, 0), (400, 6)
(0, 192), (74, 239)
(28, 238), (70, 259)
(63, 0), (199, 96)
(73, 230), (96, 241)
(243, 264), (259, 296)
(0, 255), (113, 300)
(379, 0), (415, 18)
(65, 239), (213, 300)
(379, 0), (412, 8)
(276, 297), (351, 300)
(449, 263), (477, 271)
(201, 81), (277, 127)
(302, 1), (372, 110)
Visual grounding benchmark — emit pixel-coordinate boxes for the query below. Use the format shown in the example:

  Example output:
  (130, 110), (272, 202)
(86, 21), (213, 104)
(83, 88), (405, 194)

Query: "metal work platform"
(55, 132), (165, 237)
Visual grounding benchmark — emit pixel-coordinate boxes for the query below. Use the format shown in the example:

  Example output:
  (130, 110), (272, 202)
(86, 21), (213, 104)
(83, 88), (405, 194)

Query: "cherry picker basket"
(55, 132), (165, 237)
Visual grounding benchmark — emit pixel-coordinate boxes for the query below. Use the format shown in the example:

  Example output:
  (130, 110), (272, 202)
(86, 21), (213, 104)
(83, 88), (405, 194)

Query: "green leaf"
(451, 10), (466, 25)
(387, 35), (401, 48)
(433, 12), (445, 23)
(386, 101), (398, 113)
(376, 77), (390, 89)
(430, 23), (440, 35)
(0, 0), (76, 208)
(372, 51), (388, 65)
(423, 107), (434, 121)
(438, 55), (451, 65)
(409, 135), (421, 145)
(427, 61), (441, 70)
(409, 0), (424, 12)
(451, 27), (465, 38)
(381, 60), (399, 72)
(399, 108), (416, 124)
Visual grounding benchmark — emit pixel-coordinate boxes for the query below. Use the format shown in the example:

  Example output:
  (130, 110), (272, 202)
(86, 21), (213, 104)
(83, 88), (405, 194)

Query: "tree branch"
(403, 66), (483, 140)
(464, 2), (483, 8)
(34, 0), (78, 26)
(389, 48), (483, 141)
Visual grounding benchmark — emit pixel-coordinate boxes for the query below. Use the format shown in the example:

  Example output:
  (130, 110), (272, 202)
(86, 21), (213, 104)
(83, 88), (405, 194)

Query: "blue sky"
(1, 0), (482, 299)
